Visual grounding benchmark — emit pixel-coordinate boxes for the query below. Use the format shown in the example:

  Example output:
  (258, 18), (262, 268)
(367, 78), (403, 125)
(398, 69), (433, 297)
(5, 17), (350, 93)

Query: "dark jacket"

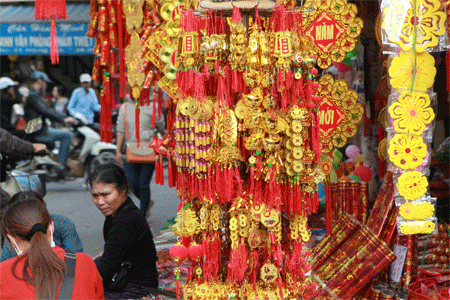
(0, 128), (33, 157)
(24, 88), (66, 134)
(94, 198), (158, 290)
(0, 86), (21, 131)
(0, 128), (34, 182)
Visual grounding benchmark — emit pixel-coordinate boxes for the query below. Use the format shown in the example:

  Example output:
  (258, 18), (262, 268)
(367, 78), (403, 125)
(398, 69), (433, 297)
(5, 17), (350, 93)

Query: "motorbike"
(65, 113), (117, 180)
(17, 113), (117, 182)
(1, 150), (48, 199)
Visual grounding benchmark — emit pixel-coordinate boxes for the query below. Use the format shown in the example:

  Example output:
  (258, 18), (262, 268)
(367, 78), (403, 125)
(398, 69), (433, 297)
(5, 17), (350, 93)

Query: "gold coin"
(286, 140), (293, 150)
(294, 72), (302, 80)
(236, 34), (245, 44)
(291, 120), (303, 133)
(286, 165), (295, 176)
(234, 103), (249, 119)
(293, 148), (304, 160)
(292, 134), (303, 146)
(188, 100), (198, 115)
(293, 161), (304, 173)
(332, 133), (347, 148)
(180, 102), (190, 116)
(341, 123), (356, 138)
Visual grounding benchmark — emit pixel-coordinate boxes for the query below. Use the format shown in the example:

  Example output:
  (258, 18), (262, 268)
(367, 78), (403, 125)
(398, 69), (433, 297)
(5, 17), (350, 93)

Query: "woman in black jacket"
(0, 77), (25, 138)
(89, 163), (158, 299)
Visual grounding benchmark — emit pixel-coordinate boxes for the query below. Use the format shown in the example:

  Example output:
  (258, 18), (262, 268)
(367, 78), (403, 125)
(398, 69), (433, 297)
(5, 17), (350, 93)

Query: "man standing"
(67, 73), (101, 125)
(24, 71), (77, 179)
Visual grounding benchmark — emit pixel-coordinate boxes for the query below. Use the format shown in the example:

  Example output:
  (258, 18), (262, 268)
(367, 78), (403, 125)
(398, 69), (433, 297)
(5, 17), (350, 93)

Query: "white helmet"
(79, 73), (92, 83)
(0, 77), (18, 90)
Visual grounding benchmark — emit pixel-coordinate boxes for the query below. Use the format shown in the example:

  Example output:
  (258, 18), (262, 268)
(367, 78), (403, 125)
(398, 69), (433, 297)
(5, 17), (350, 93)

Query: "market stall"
(87, 0), (449, 299)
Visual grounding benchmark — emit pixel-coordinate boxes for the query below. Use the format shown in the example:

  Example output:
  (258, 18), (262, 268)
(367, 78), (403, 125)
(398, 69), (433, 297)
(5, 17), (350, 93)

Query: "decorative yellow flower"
(397, 171), (428, 200)
(399, 220), (435, 235)
(389, 91), (435, 136)
(388, 134), (427, 170)
(382, 0), (446, 52)
(399, 202), (434, 220)
(389, 51), (436, 92)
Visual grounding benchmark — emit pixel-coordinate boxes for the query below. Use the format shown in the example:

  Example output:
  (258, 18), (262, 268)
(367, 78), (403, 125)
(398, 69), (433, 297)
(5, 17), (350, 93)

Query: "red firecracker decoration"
(35, 0), (67, 64)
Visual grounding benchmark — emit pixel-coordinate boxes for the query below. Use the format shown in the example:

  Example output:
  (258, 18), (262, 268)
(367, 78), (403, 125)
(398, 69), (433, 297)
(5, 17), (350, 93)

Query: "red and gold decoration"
(316, 74), (364, 150)
(302, 0), (363, 69)
(34, 0), (67, 64)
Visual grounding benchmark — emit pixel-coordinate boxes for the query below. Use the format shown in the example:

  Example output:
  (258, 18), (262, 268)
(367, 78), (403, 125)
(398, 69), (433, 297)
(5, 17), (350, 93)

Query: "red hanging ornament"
(35, 0), (67, 65)
(169, 242), (188, 300)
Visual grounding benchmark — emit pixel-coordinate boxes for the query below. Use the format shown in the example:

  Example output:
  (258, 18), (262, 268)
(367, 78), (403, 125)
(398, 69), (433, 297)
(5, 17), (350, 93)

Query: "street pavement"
(44, 173), (180, 258)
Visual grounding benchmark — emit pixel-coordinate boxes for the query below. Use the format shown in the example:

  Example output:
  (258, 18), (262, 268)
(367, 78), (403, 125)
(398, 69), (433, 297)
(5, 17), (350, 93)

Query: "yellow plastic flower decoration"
(397, 171), (428, 200)
(399, 220), (435, 235)
(382, 0), (446, 52)
(399, 202), (434, 220)
(388, 134), (427, 170)
(389, 91), (435, 136)
(389, 51), (436, 92)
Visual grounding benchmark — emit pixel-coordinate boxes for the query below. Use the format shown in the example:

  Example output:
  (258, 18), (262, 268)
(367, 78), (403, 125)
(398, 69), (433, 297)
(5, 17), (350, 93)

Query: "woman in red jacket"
(0, 197), (104, 300)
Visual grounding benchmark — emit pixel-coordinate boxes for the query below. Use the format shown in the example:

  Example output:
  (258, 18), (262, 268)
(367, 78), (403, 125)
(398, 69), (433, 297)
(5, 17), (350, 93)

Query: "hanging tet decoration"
(381, 0), (447, 235)
(35, 0), (67, 65)
(316, 74), (364, 152)
(303, 0), (363, 69)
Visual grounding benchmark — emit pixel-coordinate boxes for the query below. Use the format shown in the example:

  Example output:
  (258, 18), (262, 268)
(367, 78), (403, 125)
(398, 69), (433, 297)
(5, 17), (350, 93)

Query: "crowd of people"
(0, 70), (163, 299)
(0, 71), (101, 179)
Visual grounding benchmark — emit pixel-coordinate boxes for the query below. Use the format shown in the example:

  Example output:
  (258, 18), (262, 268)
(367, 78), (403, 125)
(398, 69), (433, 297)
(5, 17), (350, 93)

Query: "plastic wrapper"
(394, 194), (435, 207)
(387, 129), (432, 173)
(397, 198), (436, 220)
(380, 0), (449, 53)
(387, 51), (437, 93)
(397, 216), (438, 236)
(386, 90), (437, 137)
(393, 171), (430, 202)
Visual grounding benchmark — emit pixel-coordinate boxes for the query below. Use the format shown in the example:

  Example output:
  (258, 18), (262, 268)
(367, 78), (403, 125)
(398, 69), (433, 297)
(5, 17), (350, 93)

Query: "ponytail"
(1, 199), (67, 300)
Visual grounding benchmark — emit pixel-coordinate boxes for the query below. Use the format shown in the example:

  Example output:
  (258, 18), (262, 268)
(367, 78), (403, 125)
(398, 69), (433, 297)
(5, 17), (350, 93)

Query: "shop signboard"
(0, 23), (94, 55)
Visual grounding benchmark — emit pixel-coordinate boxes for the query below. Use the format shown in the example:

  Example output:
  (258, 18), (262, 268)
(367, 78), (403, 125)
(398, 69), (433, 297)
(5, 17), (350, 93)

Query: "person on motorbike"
(0, 128), (48, 209)
(0, 77), (26, 139)
(67, 73), (101, 126)
(24, 71), (77, 179)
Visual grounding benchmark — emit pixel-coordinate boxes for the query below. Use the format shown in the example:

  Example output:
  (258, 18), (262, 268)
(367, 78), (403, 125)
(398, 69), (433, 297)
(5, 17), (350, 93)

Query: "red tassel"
(252, 250), (258, 293)
(116, 0), (125, 98)
(152, 87), (157, 127)
(133, 102), (140, 148)
(35, 0), (67, 20)
(159, 156), (164, 185)
(50, 20), (59, 64)
(235, 166), (243, 198)
(105, 74), (112, 143)
(155, 159), (160, 185)
(168, 156), (174, 187)
(158, 88), (162, 118)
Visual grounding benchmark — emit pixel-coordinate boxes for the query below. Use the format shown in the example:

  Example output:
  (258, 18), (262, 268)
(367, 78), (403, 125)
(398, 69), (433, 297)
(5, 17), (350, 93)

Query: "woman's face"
(91, 182), (127, 216)
(52, 86), (59, 98)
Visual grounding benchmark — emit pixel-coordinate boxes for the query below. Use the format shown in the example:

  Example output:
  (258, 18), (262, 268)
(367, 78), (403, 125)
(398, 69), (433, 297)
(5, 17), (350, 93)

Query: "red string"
(135, 101), (140, 147)
(152, 87), (157, 127)
(50, 20), (59, 65)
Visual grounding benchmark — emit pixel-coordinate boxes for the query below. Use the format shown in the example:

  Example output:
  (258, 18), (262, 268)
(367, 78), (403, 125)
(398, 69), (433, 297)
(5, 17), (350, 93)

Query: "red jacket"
(0, 246), (104, 300)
